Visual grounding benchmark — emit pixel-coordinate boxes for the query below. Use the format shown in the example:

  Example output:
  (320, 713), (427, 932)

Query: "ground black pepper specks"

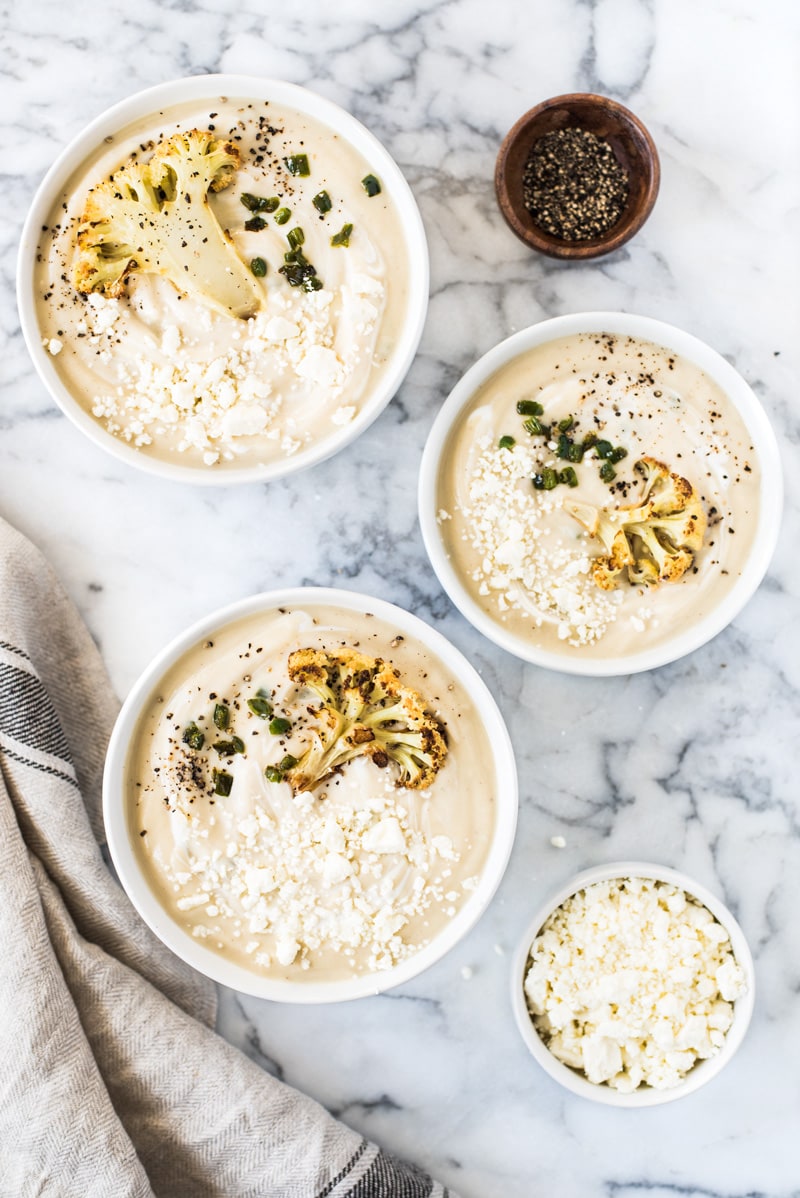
(522, 128), (629, 241)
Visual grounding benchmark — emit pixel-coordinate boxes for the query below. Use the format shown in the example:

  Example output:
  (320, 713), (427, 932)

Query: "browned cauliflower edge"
(72, 129), (262, 319)
(564, 456), (707, 590)
(284, 647), (448, 794)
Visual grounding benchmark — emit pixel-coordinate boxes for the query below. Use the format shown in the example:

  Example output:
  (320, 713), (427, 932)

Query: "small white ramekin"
(511, 861), (755, 1106)
(18, 75), (429, 486)
(418, 311), (783, 676)
(103, 587), (518, 1003)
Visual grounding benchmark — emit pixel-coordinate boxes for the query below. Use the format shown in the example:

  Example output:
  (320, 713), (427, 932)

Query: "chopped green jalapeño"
(213, 703), (230, 730)
(361, 174), (381, 196)
(330, 223), (353, 247)
(265, 754), (298, 783)
(284, 154), (310, 176)
(498, 435), (515, 450)
(269, 717), (292, 735)
(182, 722), (205, 750)
(523, 416), (549, 438)
(247, 692), (273, 719)
(516, 399), (544, 416)
(250, 257), (268, 277)
(213, 769), (233, 797)
(213, 737), (245, 756)
(532, 467), (559, 491)
(312, 190), (332, 213)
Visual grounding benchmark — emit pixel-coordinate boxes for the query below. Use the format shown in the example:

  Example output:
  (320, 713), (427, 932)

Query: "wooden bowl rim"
(495, 92), (661, 260)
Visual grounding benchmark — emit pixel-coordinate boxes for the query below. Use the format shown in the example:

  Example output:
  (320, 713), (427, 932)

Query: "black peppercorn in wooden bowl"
(495, 93), (660, 260)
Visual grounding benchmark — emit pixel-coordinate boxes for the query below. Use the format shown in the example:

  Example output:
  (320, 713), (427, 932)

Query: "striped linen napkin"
(0, 517), (455, 1198)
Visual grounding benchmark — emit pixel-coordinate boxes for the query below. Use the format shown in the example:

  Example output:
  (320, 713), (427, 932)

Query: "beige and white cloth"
(0, 518), (455, 1198)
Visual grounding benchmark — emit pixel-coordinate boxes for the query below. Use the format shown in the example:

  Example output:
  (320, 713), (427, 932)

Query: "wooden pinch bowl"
(495, 93), (660, 260)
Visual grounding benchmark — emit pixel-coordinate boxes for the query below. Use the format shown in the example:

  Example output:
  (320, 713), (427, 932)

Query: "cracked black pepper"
(522, 127), (629, 241)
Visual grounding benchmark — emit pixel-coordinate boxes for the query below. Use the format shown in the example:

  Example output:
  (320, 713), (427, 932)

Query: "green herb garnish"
(330, 223), (353, 247)
(557, 415), (574, 432)
(312, 190), (332, 213)
(287, 227), (305, 250)
(264, 766), (284, 783)
(559, 466), (579, 487)
(240, 193), (269, 212)
(274, 207), (291, 225)
(284, 154), (310, 176)
(523, 415), (549, 437)
(532, 468), (559, 491)
(182, 722), (205, 750)
(244, 216), (267, 232)
(247, 692), (273, 719)
(269, 717), (292, 735)
(213, 704), (230, 730)
(516, 399), (544, 416)
(279, 252), (321, 291)
(599, 461), (617, 483)
(279, 753), (298, 770)
(498, 435), (515, 450)
(607, 446), (628, 464)
(361, 174), (381, 196)
(213, 737), (245, 756)
(594, 440), (614, 459)
(250, 257), (267, 278)
(213, 769), (233, 797)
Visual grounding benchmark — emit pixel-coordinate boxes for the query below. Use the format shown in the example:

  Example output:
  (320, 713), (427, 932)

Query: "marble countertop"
(3, 1), (799, 1194)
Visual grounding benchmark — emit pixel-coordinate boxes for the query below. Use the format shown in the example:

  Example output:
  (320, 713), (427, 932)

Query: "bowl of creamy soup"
(103, 589), (518, 1001)
(18, 75), (428, 483)
(419, 313), (782, 675)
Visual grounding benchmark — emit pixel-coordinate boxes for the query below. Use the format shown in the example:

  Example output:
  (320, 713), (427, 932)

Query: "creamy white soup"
(36, 97), (410, 470)
(437, 333), (761, 660)
(127, 605), (496, 982)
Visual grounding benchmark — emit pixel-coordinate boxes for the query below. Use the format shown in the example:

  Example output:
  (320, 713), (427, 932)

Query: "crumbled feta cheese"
(456, 438), (623, 645)
(80, 275), (384, 461)
(331, 405), (356, 426)
(45, 337), (63, 356)
(523, 877), (747, 1091)
(166, 779), (461, 974)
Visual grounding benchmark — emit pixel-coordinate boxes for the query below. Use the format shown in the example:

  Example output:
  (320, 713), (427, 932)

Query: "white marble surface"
(3, 1), (799, 1194)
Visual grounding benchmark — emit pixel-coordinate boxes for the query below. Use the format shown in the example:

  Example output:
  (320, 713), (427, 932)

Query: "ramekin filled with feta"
(419, 312), (782, 674)
(103, 588), (517, 1002)
(18, 75), (428, 483)
(511, 862), (755, 1105)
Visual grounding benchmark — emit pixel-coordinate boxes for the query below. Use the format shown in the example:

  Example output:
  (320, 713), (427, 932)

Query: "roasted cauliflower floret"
(72, 129), (262, 319)
(284, 647), (448, 794)
(565, 456), (707, 590)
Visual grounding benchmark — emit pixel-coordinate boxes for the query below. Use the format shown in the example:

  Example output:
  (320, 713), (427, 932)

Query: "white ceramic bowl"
(103, 587), (517, 1002)
(511, 861), (755, 1106)
(419, 312), (782, 675)
(18, 74), (428, 485)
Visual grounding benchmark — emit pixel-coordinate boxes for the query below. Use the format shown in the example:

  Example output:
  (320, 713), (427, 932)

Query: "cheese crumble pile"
(524, 877), (747, 1092)
(447, 438), (626, 645)
(167, 776), (469, 974)
(76, 273), (383, 464)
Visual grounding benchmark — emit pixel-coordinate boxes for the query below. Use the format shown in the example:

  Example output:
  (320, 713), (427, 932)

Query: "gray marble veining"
(2, 0), (799, 1194)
